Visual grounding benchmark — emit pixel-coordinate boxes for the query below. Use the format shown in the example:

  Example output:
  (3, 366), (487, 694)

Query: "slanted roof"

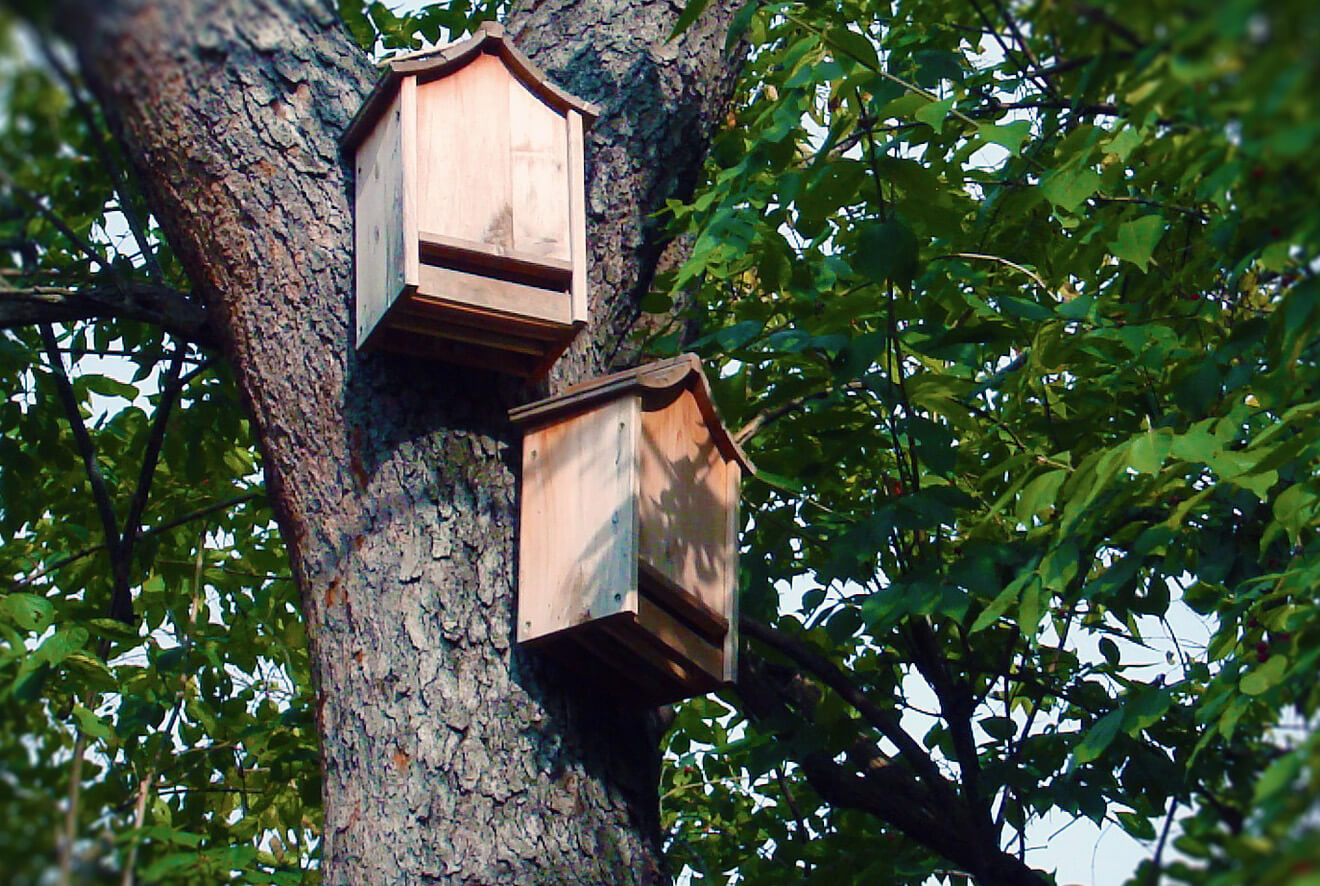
(509, 353), (755, 473)
(342, 21), (602, 152)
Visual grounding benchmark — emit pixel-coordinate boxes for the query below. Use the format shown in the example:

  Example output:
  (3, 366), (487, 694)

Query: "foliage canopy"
(0, 0), (1316, 883)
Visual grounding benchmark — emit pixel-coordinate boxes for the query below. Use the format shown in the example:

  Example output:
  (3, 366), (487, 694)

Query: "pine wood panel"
(636, 590), (723, 680)
(721, 462), (741, 682)
(518, 395), (640, 643)
(415, 265), (572, 325)
(508, 78), (571, 262)
(353, 90), (407, 348)
(566, 110), (589, 325)
(636, 388), (735, 619)
(415, 52), (513, 251)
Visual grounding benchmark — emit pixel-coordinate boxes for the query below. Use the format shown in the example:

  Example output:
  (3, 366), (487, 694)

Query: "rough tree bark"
(55, 0), (745, 881)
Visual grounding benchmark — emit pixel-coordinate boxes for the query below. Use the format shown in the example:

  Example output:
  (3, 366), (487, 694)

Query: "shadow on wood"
(509, 354), (753, 705)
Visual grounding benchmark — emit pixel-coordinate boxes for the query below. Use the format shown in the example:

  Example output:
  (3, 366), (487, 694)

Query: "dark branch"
(14, 491), (264, 588)
(39, 324), (125, 616)
(37, 36), (164, 281)
(0, 283), (214, 345)
(112, 343), (188, 619)
(737, 654), (1049, 886)
(741, 617), (952, 799)
(0, 168), (108, 271)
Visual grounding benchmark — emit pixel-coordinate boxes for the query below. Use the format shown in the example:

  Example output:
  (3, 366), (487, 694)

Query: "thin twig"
(1147, 797), (1179, 885)
(14, 491), (263, 587)
(112, 343), (188, 620)
(58, 731), (86, 886)
(930, 252), (1051, 293)
(0, 168), (108, 271)
(40, 324), (123, 576)
(38, 37), (162, 280)
(733, 380), (864, 444)
(741, 617), (953, 802)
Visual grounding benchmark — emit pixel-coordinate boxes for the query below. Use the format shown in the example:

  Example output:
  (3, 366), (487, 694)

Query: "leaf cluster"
(657, 0), (1320, 882)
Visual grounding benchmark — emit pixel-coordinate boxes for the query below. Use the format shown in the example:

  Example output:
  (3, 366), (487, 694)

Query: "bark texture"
(57, 0), (745, 881)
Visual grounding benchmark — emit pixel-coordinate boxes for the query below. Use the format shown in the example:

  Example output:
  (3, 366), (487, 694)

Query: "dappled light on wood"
(511, 354), (751, 704)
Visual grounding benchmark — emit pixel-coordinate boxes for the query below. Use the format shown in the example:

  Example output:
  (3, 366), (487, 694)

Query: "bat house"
(509, 354), (754, 705)
(343, 22), (599, 377)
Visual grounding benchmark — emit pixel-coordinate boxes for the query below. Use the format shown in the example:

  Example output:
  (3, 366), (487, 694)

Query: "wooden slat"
(418, 231), (572, 283)
(399, 76), (419, 290)
(415, 52), (513, 252)
(723, 463), (741, 683)
(598, 616), (702, 695)
(353, 90), (406, 349)
(638, 561), (728, 642)
(416, 264), (573, 325)
(508, 77), (571, 263)
(517, 396), (640, 643)
(529, 616), (678, 705)
(507, 357), (752, 469)
(398, 293), (571, 341)
(566, 110), (589, 325)
(636, 593), (724, 681)
(387, 311), (546, 356)
(388, 24), (602, 121)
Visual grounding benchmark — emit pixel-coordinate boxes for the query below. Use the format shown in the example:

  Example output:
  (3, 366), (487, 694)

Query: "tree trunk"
(57, 0), (744, 881)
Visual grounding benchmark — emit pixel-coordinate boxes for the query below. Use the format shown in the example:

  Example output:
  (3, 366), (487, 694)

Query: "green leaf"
(81, 374), (140, 400)
(0, 593), (54, 631)
(825, 27), (878, 70)
(669, 0), (712, 38)
(1041, 167), (1102, 212)
(1110, 216), (1165, 271)
(1253, 751), (1304, 804)
(1074, 708), (1124, 764)
(855, 219), (920, 288)
(36, 626), (88, 666)
(914, 97), (955, 130)
(1123, 687), (1172, 734)
(981, 716), (1017, 741)
(977, 121), (1032, 156)
(73, 703), (113, 740)
(1240, 654), (1288, 696)
(1117, 811), (1157, 840)
(714, 320), (762, 350)
(971, 576), (1022, 633)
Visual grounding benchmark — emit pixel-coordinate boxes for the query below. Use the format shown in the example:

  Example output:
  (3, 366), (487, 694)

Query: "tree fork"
(53, 0), (747, 881)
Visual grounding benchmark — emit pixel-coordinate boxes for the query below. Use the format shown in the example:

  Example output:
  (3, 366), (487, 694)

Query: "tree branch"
(111, 342), (187, 621)
(40, 324), (124, 584)
(37, 36), (164, 281)
(0, 168), (108, 271)
(0, 283), (214, 345)
(14, 491), (262, 588)
(737, 654), (1049, 886)
(741, 617), (952, 800)
(733, 380), (864, 445)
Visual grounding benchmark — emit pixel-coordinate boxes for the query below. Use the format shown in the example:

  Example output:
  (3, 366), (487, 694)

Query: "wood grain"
(566, 110), (589, 325)
(415, 52), (513, 251)
(518, 394), (640, 643)
(415, 264), (572, 325)
(508, 77), (571, 262)
(353, 90), (405, 348)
